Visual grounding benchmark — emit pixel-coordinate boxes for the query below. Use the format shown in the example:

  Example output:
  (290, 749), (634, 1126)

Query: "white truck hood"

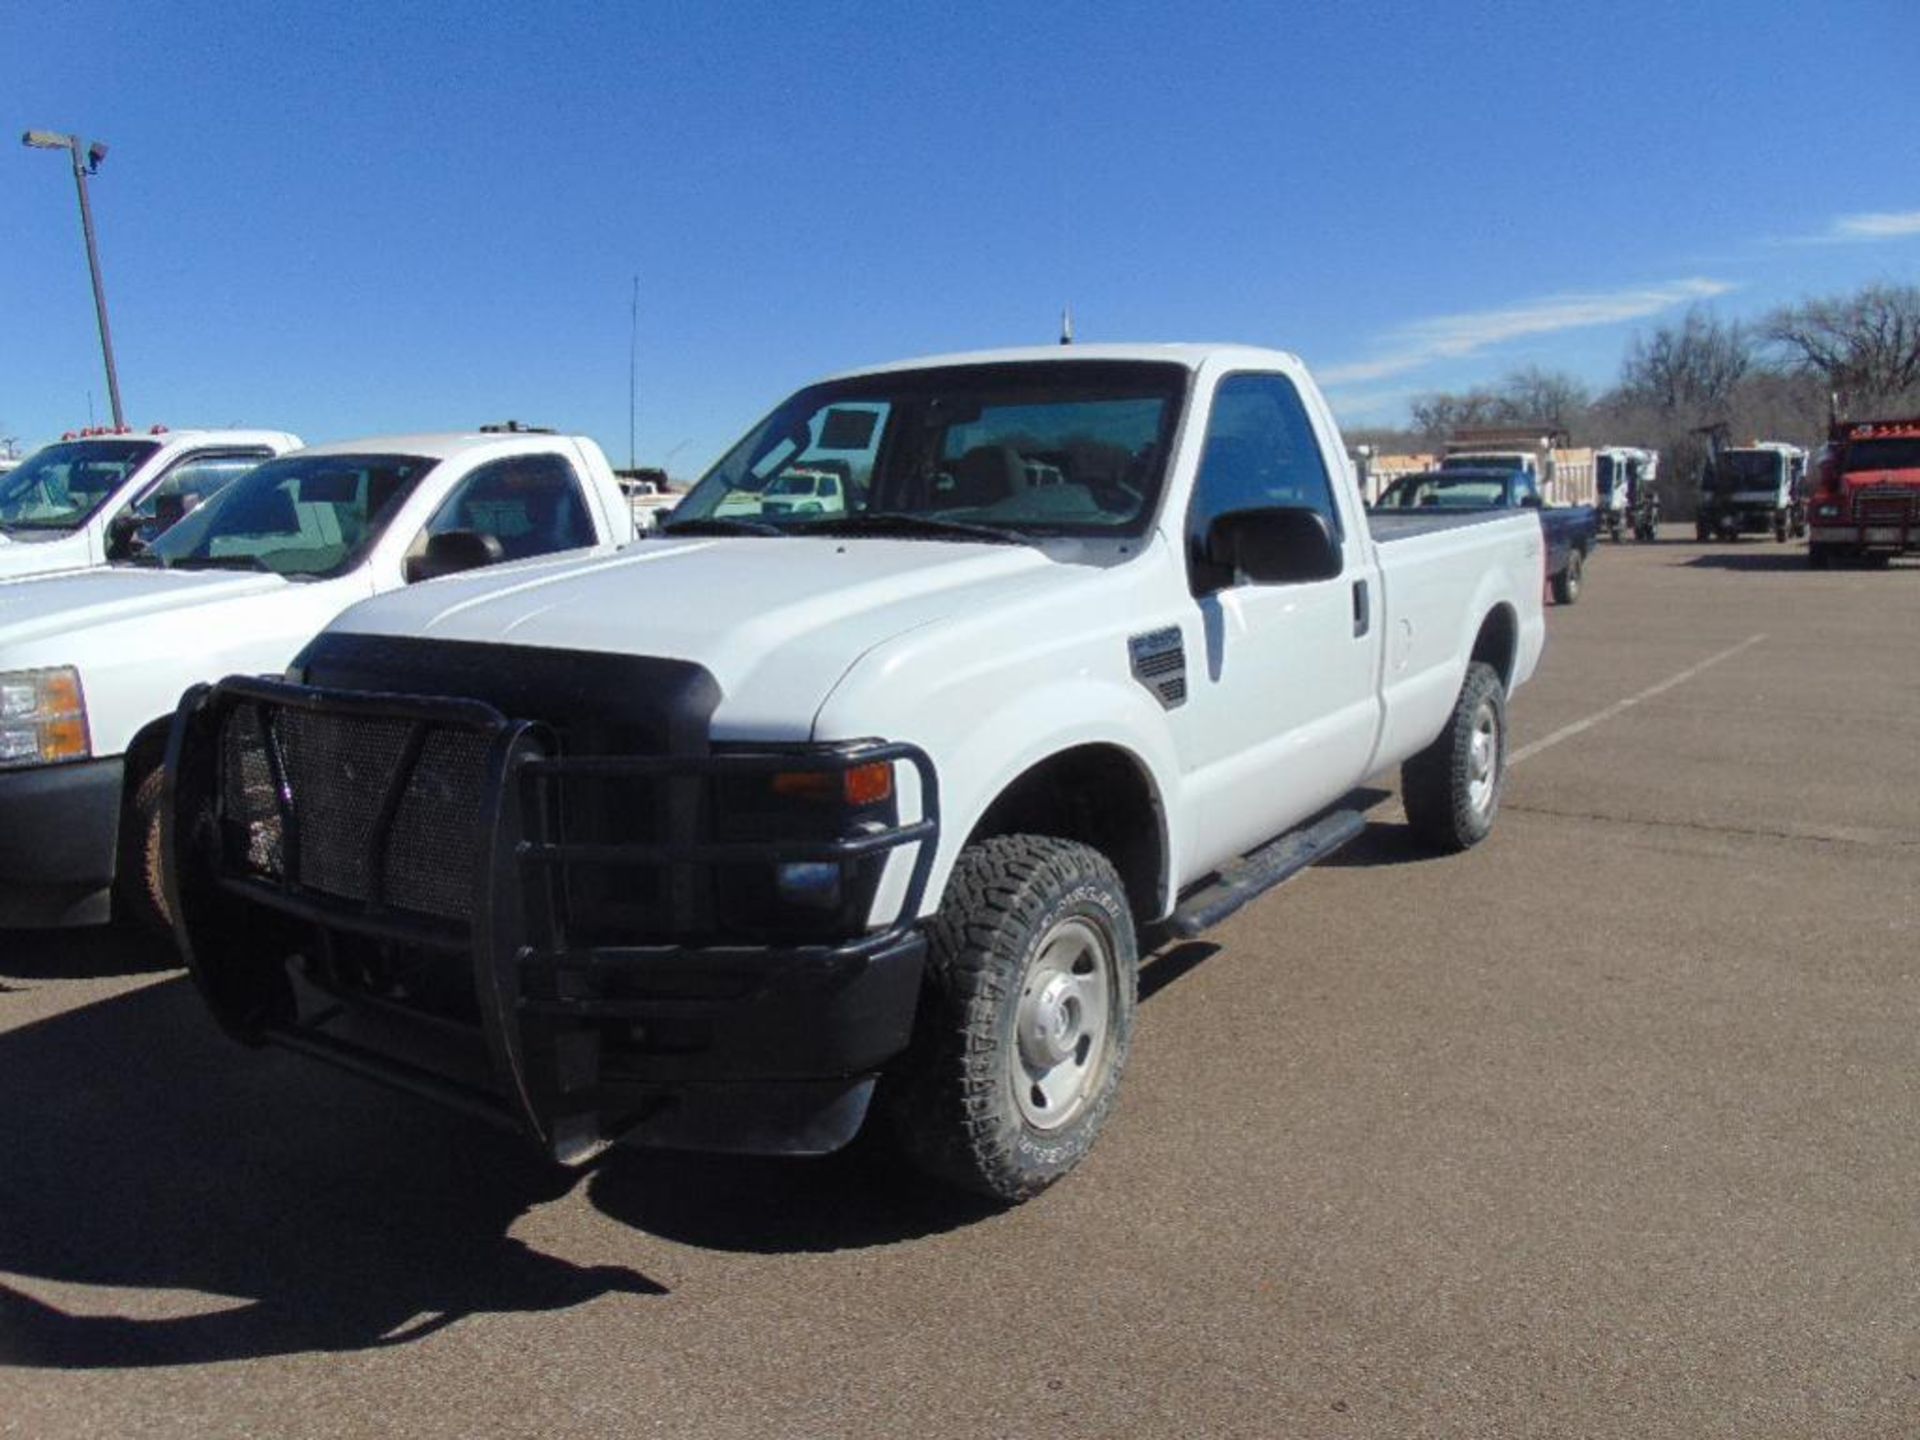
(327, 536), (1086, 737)
(0, 529), (91, 581)
(0, 567), (288, 652)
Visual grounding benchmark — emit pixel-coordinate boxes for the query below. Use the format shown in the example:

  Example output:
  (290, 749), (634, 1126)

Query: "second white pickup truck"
(165, 345), (1545, 1200)
(0, 429), (632, 927)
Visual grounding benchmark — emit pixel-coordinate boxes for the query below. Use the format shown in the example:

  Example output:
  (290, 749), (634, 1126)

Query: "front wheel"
(114, 762), (172, 933)
(884, 835), (1138, 1202)
(1551, 548), (1583, 604)
(1402, 661), (1507, 854)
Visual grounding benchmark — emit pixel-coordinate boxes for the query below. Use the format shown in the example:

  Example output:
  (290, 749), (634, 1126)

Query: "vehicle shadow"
(0, 923), (180, 982)
(1683, 550), (1814, 572)
(0, 974), (665, 1371)
(1316, 820), (1431, 869)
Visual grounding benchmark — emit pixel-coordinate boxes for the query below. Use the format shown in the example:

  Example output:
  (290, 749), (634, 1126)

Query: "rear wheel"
(1551, 548), (1583, 605)
(1403, 661), (1507, 854)
(1695, 521), (1710, 543)
(884, 835), (1137, 1202)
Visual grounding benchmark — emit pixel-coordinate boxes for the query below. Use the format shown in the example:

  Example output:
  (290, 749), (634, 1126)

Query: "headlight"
(0, 667), (91, 767)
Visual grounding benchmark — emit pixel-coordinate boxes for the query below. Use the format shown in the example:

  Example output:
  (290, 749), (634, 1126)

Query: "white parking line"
(1509, 632), (1768, 767)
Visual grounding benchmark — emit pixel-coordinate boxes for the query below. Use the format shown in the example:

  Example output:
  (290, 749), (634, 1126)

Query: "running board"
(1167, 808), (1366, 937)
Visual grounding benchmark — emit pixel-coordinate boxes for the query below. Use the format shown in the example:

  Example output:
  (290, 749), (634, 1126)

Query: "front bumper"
(165, 675), (939, 1164)
(1809, 522), (1916, 552)
(0, 756), (124, 927)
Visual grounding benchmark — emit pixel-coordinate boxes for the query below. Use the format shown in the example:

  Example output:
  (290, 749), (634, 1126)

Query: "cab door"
(1168, 372), (1384, 872)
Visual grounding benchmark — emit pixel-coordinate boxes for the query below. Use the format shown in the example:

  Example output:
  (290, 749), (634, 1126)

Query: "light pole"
(22, 129), (124, 430)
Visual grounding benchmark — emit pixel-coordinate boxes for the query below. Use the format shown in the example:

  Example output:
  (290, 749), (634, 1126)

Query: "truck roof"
(829, 342), (1305, 379)
(54, 427), (301, 448)
(291, 432), (595, 461)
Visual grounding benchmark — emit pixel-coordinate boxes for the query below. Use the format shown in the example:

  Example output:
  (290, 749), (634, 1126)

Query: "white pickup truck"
(0, 427), (302, 582)
(0, 429), (632, 928)
(165, 345), (1545, 1200)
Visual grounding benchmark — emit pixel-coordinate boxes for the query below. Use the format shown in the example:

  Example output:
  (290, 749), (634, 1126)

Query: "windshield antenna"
(1059, 304), (1074, 346)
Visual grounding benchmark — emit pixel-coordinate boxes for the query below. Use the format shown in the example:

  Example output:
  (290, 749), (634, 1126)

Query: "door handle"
(1352, 578), (1370, 637)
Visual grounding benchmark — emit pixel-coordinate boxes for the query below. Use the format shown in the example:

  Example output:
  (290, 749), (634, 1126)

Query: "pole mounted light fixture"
(21, 128), (125, 428)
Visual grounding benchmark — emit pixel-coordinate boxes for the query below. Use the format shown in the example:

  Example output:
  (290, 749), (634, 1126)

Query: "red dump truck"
(1807, 417), (1920, 568)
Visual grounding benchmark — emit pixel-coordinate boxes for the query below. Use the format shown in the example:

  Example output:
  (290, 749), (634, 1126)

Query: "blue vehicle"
(1373, 467), (1599, 604)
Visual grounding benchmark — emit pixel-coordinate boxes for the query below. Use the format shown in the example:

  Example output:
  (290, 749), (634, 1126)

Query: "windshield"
(1842, 437), (1920, 474)
(142, 453), (437, 577)
(0, 440), (160, 531)
(1375, 473), (1506, 509)
(1713, 451), (1783, 489)
(669, 361), (1189, 540)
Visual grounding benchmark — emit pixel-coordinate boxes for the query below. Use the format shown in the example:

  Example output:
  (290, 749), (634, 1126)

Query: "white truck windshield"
(671, 361), (1188, 540)
(141, 453), (437, 577)
(0, 440), (160, 531)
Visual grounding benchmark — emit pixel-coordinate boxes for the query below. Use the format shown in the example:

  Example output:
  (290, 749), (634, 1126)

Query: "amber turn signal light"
(770, 759), (894, 807)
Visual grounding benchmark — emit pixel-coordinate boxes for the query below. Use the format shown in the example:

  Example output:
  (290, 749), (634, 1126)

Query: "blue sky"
(7, 0), (1918, 470)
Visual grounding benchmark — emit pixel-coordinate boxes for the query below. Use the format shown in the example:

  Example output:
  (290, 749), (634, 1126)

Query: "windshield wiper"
(167, 555), (275, 573)
(660, 516), (785, 538)
(808, 512), (1030, 545)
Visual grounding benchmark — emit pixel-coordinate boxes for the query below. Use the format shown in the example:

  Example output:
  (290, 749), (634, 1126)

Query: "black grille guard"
(162, 673), (940, 1163)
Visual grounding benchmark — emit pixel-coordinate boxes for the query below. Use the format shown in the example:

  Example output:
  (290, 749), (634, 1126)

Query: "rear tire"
(1695, 522), (1710, 543)
(1551, 548), (1583, 605)
(1403, 661), (1507, 854)
(884, 835), (1137, 1203)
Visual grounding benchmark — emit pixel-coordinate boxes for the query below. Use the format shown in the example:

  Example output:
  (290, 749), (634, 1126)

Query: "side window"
(1186, 373), (1341, 591)
(128, 452), (267, 523)
(420, 453), (596, 566)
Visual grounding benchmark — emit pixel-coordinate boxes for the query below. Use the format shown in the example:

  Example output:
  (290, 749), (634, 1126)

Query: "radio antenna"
(1059, 304), (1074, 346)
(627, 275), (640, 471)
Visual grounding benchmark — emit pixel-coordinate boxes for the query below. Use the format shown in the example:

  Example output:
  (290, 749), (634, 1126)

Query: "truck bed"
(1367, 508), (1526, 541)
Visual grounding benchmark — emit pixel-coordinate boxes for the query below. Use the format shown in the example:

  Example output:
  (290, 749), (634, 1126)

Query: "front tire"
(114, 763), (172, 933)
(885, 835), (1137, 1203)
(1551, 548), (1583, 604)
(1403, 661), (1507, 854)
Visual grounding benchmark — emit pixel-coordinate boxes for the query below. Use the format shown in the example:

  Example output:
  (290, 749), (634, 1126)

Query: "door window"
(419, 452), (596, 565)
(1186, 373), (1340, 593)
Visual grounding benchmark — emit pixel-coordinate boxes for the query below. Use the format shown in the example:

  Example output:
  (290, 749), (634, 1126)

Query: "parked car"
(0, 427), (301, 582)
(1806, 417), (1920, 567)
(164, 344), (1546, 1201)
(0, 429), (633, 929)
(1373, 466), (1598, 603)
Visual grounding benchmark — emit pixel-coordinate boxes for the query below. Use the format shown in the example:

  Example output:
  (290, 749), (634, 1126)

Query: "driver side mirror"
(1519, 492), (1543, 509)
(1203, 506), (1342, 590)
(105, 511), (142, 560)
(405, 529), (505, 583)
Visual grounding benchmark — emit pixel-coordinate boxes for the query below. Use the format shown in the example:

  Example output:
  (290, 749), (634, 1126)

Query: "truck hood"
(0, 529), (89, 579)
(327, 536), (1085, 736)
(0, 566), (288, 652)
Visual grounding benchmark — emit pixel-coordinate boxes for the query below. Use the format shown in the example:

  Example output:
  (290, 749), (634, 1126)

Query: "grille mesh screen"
(217, 702), (491, 922)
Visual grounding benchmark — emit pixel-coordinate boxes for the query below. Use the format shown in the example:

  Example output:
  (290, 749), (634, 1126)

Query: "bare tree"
(1761, 283), (1920, 412)
(1408, 368), (1591, 442)
(1615, 306), (1752, 414)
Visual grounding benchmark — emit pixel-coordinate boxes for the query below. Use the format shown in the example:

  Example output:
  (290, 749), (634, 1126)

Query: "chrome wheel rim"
(1467, 700), (1500, 817)
(1012, 917), (1115, 1131)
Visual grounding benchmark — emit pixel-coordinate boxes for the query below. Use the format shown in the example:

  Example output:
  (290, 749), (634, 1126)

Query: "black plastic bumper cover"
(163, 674), (939, 1165)
(0, 756), (124, 926)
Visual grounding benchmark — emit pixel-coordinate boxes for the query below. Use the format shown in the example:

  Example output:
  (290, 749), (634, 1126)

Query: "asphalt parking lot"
(2, 533), (1916, 1439)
